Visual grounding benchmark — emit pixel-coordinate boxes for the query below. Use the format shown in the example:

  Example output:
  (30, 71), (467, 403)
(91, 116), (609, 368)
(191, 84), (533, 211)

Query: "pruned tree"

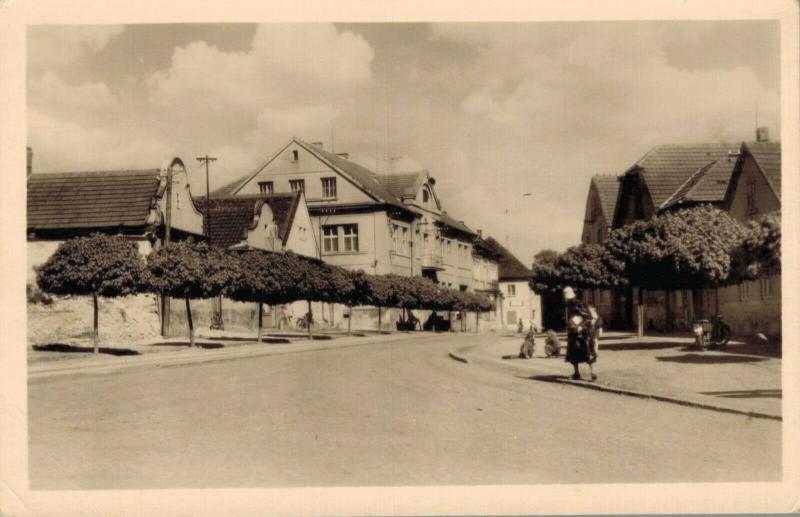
(363, 274), (395, 332)
(145, 239), (235, 347)
(605, 205), (748, 336)
(36, 233), (147, 353)
(530, 248), (562, 295)
(322, 265), (360, 335)
(733, 211), (781, 279)
(284, 252), (334, 339)
(226, 250), (297, 342)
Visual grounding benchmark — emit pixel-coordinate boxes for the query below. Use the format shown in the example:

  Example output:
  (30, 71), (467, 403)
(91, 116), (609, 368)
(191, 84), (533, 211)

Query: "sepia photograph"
(1, 1), (798, 515)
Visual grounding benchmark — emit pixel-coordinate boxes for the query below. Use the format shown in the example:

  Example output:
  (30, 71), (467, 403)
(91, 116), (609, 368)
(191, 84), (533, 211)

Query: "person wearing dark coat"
(563, 286), (597, 381)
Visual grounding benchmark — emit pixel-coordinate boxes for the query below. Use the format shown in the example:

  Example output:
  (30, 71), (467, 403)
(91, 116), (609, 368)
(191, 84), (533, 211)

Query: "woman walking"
(563, 286), (597, 381)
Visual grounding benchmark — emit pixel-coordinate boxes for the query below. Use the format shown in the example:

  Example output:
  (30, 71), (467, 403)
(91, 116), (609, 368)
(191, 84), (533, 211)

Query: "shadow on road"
(32, 343), (141, 356)
(198, 336), (291, 344)
(521, 374), (572, 383)
(701, 389), (781, 399)
(600, 341), (684, 352)
(656, 353), (767, 364)
(151, 342), (225, 349)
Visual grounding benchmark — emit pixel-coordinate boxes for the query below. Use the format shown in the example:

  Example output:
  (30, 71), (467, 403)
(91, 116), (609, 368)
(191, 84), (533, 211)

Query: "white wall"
(500, 280), (541, 331)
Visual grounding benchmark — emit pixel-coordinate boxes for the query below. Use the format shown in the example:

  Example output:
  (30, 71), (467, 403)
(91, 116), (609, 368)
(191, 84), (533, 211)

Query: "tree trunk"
(637, 288), (645, 337)
(92, 294), (99, 354)
(307, 299), (313, 340)
(347, 305), (352, 335)
(378, 306), (382, 333)
(257, 302), (263, 343)
(185, 297), (195, 347)
(160, 295), (171, 337)
(475, 311), (479, 333)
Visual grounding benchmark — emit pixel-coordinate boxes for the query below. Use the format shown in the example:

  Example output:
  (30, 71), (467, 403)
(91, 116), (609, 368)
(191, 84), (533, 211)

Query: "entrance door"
(507, 310), (517, 326)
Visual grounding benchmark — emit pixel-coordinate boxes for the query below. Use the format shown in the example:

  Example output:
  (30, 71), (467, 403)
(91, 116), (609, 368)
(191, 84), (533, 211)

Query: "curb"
(448, 351), (470, 364)
(448, 345), (782, 422)
(29, 333), (426, 381)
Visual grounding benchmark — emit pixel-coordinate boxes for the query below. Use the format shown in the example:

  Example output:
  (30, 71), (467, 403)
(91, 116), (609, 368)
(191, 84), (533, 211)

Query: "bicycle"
(692, 314), (731, 348)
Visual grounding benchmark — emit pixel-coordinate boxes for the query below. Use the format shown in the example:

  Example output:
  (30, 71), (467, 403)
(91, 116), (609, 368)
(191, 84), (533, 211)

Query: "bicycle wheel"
(714, 323), (731, 346)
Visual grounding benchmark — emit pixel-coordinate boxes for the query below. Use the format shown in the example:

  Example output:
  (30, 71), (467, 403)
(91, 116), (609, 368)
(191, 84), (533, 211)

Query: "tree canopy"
(605, 205), (748, 290)
(145, 239), (234, 299)
(36, 233), (146, 298)
(733, 211), (781, 278)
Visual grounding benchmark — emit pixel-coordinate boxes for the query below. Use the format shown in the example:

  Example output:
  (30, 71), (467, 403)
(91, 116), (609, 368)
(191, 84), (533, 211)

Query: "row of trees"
(531, 206), (781, 335)
(36, 236), (495, 352)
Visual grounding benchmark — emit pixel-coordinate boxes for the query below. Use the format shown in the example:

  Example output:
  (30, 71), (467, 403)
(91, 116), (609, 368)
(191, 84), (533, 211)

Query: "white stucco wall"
(500, 280), (541, 331)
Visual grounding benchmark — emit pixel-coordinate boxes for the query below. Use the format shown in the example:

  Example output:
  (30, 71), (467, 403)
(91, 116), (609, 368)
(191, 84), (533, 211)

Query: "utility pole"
(196, 155), (217, 240)
(161, 162), (174, 337)
(197, 154), (222, 330)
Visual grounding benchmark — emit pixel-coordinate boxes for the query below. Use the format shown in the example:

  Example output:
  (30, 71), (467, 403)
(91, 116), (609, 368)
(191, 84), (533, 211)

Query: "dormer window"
(258, 181), (273, 194)
(292, 150), (299, 162)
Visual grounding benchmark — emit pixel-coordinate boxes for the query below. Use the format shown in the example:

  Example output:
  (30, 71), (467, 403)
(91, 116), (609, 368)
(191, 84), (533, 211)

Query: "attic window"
(423, 189), (429, 203)
(292, 150), (299, 162)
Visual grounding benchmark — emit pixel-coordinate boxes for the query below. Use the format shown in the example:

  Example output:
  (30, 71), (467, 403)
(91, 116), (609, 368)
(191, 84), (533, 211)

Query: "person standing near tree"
(563, 286), (597, 381)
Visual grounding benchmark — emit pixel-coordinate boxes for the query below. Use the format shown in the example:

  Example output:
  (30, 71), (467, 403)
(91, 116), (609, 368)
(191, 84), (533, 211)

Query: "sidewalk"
(28, 330), (427, 381)
(450, 332), (782, 420)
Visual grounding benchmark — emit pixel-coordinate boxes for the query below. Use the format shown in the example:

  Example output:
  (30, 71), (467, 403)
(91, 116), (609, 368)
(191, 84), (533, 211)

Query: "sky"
(27, 21), (780, 264)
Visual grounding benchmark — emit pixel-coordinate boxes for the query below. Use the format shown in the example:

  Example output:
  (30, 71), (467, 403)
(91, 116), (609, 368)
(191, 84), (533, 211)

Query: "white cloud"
(147, 24), (373, 115)
(28, 109), (174, 172)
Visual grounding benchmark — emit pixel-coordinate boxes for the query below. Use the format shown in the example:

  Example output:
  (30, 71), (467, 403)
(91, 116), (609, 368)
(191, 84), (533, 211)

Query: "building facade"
(217, 137), (500, 331)
(484, 237), (541, 332)
(606, 134), (781, 337)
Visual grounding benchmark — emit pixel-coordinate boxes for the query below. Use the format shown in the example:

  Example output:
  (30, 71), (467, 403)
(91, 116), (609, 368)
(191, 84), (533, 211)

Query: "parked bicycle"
(692, 314), (731, 348)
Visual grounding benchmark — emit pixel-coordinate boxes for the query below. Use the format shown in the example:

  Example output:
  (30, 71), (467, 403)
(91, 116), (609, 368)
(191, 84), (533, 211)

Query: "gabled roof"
(743, 141), (781, 197)
(217, 137), (411, 212)
(472, 236), (500, 261)
(195, 192), (301, 248)
(438, 211), (476, 236)
(376, 171), (428, 199)
(660, 155), (738, 210)
(484, 236), (533, 281)
(628, 143), (740, 209)
(591, 175), (621, 223)
(27, 170), (161, 231)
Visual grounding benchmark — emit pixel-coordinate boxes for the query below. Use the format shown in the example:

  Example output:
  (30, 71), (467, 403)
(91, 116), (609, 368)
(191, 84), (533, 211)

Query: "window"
(422, 189), (429, 203)
(322, 224), (359, 254)
(289, 179), (305, 193)
(342, 224), (359, 252)
(391, 224), (400, 252)
(258, 181), (273, 194)
(507, 284), (516, 297)
(321, 177), (337, 199)
(292, 150), (299, 161)
(322, 225), (339, 253)
(746, 180), (757, 214)
(739, 281), (752, 301)
(760, 277), (773, 299)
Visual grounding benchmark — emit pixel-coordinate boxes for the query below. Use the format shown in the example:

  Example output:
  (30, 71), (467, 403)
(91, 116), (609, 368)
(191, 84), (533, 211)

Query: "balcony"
(419, 251), (444, 271)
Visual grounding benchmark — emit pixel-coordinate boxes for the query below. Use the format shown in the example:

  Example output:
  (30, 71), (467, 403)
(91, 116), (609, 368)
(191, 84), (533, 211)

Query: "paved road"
(28, 333), (781, 489)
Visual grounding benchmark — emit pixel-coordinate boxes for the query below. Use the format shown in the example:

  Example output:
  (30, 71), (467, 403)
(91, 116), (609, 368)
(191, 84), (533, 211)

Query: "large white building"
(215, 137), (502, 331)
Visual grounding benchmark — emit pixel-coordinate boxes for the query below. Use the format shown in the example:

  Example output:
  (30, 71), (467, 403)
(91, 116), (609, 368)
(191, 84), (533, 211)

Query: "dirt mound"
(28, 294), (162, 347)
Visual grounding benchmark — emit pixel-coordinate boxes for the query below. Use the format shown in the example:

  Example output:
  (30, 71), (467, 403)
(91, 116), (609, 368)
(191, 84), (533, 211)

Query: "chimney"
(26, 146), (32, 176)
(311, 141), (324, 149)
(476, 229), (483, 238)
(756, 126), (769, 142)
(336, 152), (349, 159)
